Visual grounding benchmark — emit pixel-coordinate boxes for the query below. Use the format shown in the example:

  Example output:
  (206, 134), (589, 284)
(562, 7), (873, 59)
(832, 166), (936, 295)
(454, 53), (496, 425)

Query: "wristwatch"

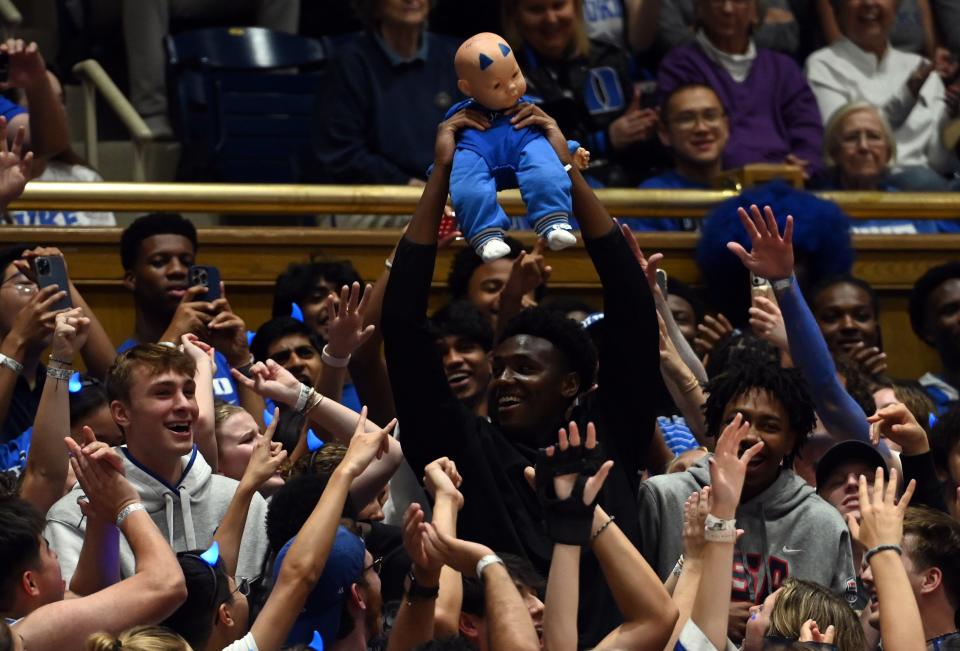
(405, 569), (440, 602)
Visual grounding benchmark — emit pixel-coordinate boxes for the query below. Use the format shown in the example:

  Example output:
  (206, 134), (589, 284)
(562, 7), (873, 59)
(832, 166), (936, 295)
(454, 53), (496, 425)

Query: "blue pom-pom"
(246, 330), (256, 346)
(291, 303), (304, 323)
(200, 541), (220, 566)
(929, 412), (938, 430)
(498, 43), (511, 57)
(68, 372), (83, 393)
(307, 429), (325, 452)
(479, 53), (494, 70)
(309, 631), (324, 651)
(264, 408), (274, 426)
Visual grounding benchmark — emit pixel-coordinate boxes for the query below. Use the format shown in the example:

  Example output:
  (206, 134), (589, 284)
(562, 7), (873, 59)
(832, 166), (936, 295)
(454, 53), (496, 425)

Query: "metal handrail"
(71, 60), (154, 181)
(0, 0), (22, 27)
(9, 182), (960, 219)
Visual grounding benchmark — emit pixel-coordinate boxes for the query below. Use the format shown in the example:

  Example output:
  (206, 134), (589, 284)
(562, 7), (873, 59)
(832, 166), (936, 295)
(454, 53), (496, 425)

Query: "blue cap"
(273, 526), (365, 647)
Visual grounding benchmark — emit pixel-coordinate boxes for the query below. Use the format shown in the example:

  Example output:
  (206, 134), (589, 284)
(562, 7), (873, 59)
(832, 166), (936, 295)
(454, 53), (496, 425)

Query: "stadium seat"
(165, 26), (328, 182)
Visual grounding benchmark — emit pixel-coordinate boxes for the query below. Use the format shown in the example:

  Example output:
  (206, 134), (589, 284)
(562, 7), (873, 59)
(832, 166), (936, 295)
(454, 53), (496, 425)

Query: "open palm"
(727, 204), (795, 281)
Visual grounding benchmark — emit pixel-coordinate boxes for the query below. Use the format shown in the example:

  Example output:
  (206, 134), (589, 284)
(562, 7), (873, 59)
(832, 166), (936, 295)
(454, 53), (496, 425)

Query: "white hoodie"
(45, 446), (270, 582)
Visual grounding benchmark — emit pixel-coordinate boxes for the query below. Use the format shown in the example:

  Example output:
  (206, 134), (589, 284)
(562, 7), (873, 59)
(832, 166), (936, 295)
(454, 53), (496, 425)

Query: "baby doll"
(446, 32), (582, 262)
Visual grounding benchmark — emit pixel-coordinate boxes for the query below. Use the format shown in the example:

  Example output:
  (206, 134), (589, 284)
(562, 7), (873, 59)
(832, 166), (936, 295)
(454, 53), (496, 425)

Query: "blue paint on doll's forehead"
(479, 43), (512, 71)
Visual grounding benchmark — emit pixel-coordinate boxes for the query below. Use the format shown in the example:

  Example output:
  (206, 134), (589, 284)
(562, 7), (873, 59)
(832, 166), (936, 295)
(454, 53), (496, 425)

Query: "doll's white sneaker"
(479, 238), (512, 262)
(545, 227), (577, 251)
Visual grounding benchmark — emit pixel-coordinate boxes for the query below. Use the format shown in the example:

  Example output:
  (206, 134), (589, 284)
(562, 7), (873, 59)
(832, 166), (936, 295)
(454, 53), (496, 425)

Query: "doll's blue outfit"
(445, 96), (574, 253)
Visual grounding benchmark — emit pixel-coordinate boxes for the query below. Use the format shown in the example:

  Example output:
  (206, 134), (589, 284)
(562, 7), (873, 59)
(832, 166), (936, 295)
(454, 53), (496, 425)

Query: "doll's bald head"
(455, 32), (527, 111)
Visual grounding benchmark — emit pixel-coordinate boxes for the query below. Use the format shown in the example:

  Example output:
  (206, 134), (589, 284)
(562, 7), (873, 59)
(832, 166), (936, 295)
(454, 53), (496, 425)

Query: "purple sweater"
(658, 43), (824, 173)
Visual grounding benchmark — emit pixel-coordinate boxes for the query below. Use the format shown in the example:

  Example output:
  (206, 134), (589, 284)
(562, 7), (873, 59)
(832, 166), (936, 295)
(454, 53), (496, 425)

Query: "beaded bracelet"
(864, 544), (902, 564)
(591, 516), (616, 541)
(46, 366), (72, 382)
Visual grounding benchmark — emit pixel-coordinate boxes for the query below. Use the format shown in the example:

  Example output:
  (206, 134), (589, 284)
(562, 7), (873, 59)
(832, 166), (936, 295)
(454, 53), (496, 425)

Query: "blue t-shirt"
(0, 97), (26, 122)
(622, 170), (706, 232)
(118, 338), (239, 405)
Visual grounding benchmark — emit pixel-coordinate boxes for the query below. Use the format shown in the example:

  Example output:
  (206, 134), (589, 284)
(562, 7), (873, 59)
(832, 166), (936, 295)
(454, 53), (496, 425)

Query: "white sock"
(479, 238), (512, 262)
(545, 228), (577, 251)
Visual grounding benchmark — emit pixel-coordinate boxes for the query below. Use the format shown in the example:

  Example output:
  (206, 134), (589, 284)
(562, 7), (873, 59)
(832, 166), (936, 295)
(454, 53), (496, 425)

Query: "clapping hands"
(65, 427), (138, 525)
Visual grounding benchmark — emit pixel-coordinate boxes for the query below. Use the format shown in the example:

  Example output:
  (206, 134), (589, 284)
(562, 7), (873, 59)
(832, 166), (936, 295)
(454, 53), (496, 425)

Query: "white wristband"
(704, 513), (737, 542)
(321, 344), (351, 368)
(294, 383), (313, 413)
(0, 353), (23, 375)
(115, 502), (146, 527)
(475, 554), (504, 582)
(771, 275), (794, 292)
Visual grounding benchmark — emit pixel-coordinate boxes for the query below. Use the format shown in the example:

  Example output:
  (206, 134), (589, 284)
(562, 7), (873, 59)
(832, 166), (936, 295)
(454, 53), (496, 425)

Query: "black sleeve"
(584, 225), (658, 494)
(900, 451), (949, 513)
(381, 238), (476, 477)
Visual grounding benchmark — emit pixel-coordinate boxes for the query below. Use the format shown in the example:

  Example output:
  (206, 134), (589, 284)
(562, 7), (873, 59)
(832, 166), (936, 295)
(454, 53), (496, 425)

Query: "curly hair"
(447, 236), (526, 301)
(428, 300), (495, 351)
(499, 307), (598, 391)
(271, 260), (362, 319)
(704, 361), (816, 458)
(704, 332), (780, 379)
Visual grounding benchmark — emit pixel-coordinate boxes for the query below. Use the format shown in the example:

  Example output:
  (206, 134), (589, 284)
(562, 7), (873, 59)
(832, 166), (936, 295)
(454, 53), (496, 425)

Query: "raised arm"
(19, 308), (89, 514)
(315, 282), (376, 411)
(380, 109), (492, 476)
(15, 439), (187, 651)
(180, 335), (217, 472)
(206, 287), (266, 428)
(349, 258), (398, 425)
(691, 414), (763, 651)
(661, 489), (710, 651)
(728, 204), (882, 449)
(422, 457), (466, 639)
(2, 40), (69, 158)
(848, 468), (923, 651)
(214, 412), (287, 576)
(249, 407), (393, 651)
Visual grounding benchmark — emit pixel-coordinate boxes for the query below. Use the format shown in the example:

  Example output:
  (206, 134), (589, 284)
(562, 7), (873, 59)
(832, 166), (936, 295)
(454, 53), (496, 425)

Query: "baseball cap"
(815, 440), (888, 492)
(273, 525), (365, 647)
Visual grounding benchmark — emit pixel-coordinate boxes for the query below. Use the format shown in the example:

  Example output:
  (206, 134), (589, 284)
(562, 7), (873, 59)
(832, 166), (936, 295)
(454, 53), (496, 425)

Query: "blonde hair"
(86, 626), (193, 651)
(767, 578), (866, 651)
(823, 102), (897, 168)
(213, 401), (248, 436)
(501, 0), (590, 59)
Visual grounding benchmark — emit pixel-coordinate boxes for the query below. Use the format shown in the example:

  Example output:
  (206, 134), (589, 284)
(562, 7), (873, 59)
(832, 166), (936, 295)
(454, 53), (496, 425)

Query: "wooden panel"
(0, 228), (954, 381)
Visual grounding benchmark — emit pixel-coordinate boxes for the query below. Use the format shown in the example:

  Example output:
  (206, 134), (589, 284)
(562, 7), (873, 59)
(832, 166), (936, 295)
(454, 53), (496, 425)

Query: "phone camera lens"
(36, 259), (49, 274)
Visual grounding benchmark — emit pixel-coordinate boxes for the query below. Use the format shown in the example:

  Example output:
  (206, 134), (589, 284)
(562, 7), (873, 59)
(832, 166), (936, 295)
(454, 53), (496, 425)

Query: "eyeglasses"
(269, 345), (318, 366)
(232, 577), (250, 597)
(669, 109), (726, 130)
(839, 129), (886, 148)
(363, 556), (384, 576)
(0, 275), (37, 295)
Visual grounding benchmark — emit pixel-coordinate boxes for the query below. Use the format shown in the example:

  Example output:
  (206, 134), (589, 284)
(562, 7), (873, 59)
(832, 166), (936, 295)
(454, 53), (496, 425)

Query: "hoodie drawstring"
(179, 485), (198, 550)
(163, 493), (175, 547)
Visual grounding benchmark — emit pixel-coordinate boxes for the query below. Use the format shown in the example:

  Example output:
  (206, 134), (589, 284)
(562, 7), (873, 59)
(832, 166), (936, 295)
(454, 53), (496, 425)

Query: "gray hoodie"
(638, 458), (857, 604)
(45, 445), (270, 583)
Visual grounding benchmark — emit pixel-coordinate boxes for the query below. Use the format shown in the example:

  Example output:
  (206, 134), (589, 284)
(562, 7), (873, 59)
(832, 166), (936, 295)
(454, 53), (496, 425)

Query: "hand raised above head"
(324, 282), (376, 358)
(726, 204), (795, 282)
(709, 413), (763, 518)
(337, 406), (397, 480)
(424, 456), (464, 510)
(847, 467), (915, 551)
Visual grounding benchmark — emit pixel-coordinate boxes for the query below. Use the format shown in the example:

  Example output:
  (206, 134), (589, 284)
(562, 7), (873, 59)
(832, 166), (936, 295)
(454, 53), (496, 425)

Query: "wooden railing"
(4, 182), (960, 379)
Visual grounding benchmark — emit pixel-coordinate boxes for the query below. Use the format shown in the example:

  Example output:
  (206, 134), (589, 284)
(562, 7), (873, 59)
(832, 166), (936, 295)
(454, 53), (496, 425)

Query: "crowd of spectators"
(0, 93), (957, 651)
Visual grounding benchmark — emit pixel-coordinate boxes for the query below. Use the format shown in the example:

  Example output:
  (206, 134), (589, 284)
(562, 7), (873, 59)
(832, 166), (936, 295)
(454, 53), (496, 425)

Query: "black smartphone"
(188, 265), (222, 301)
(34, 255), (73, 312)
(0, 52), (9, 84)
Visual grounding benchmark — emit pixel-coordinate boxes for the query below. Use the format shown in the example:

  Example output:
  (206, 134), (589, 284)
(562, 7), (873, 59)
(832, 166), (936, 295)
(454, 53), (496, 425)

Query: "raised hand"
(727, 204), (795, 282)
(337, 406), (398, 480)
(748, 296), (788, 352)
(240, 408), (288, 490)
(324, 282), (375, 358)
(423, 456), (464, 511)
(403, 503), (444, 573)
(160, 285), (216, 343)
(799, 619), (835, 645)
(0, 39), (47, 91)
(420, 522), (495, 578)
(695, 313), (734, 358)
(231, 358), (301, 406)
(846, 342), (888, 377)
(502, 239), (552, 301)
(619, 222), (664, 295)
(868, 403), (929, 455)
(0, 117), (32, 206)
(51, 307), (90, 362)
(435, 109), (491, 167)
(709, 413), (763, 518)
(207, 286), (253, 367)
(681, 487), (711, 562)
(181, 334), (216, 374)
(847, 467), (915, 550)
(658, 312), (687, 379)
(6, 283), (68, 354)
(65, 430), (138, 524)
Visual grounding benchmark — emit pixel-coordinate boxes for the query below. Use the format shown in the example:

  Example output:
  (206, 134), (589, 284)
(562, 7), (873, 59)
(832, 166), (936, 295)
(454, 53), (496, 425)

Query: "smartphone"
(438, 212), (458, 240)
(0, 53), (9, 84)
(656, 268), (669, 296)
(751, 271), (772, 295)
(188, 265), (222, 301)
(34, 256), (73, 312)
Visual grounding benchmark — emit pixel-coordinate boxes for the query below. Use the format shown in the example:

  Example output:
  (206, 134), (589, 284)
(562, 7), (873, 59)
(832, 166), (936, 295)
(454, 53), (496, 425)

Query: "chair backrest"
(164, 27), (329, 182)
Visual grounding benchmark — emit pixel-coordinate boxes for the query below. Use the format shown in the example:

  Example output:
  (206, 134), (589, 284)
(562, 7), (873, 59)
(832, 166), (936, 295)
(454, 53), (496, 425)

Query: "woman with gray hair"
(811, 102), (960, 232)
